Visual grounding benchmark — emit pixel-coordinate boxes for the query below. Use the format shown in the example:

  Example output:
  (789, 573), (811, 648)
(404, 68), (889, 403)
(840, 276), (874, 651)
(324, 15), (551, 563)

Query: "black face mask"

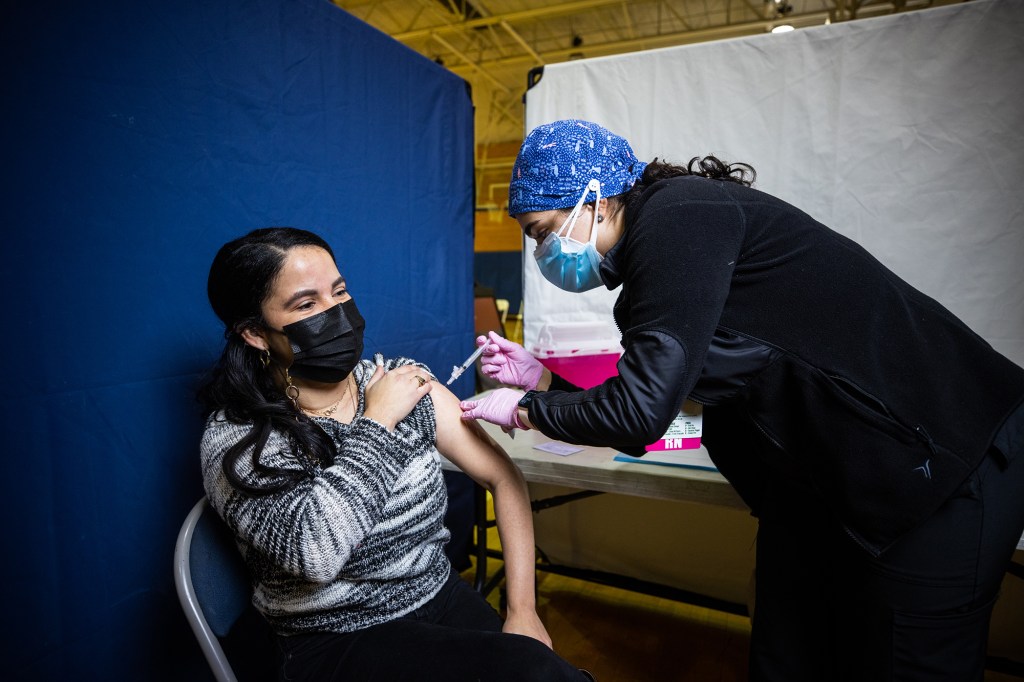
(281, 299), (365, 383)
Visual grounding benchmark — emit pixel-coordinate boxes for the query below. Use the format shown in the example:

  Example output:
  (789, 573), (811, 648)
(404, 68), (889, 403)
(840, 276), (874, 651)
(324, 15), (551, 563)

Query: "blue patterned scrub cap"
(508, 119), (647, 216)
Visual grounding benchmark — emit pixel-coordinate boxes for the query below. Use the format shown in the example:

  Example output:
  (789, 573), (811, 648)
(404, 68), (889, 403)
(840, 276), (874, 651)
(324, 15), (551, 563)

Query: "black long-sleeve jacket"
(528, 175), (1024, 555)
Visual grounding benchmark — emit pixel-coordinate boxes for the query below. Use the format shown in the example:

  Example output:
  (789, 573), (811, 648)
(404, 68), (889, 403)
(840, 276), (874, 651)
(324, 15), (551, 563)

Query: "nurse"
(460, 119), (1024, 682)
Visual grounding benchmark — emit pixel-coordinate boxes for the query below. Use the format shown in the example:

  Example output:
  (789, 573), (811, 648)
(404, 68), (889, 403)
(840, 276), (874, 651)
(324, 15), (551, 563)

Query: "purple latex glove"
(478, 331), (544, 391)
(460, 388), (528, 430)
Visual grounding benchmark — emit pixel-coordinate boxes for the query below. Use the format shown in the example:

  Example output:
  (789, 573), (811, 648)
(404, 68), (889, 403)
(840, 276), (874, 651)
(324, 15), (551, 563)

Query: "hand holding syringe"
(451, 335), (543, 439)
(449, 345), (517, 439)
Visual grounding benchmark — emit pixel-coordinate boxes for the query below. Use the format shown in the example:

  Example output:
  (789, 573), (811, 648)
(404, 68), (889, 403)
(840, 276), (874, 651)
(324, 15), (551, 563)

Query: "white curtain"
(523, 0), (1024, 368)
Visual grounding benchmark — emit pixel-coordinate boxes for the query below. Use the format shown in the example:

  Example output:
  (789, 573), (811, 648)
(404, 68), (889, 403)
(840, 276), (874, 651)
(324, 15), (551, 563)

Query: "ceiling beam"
(447, 9), (834, 73)
(393, 0), (626, 42)
(429, 32), (512, 94)
(499, 20), (544, 66)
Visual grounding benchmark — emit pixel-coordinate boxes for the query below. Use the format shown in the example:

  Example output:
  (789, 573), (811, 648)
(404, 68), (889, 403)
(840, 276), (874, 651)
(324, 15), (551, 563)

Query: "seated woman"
(197, 227), (591, 681)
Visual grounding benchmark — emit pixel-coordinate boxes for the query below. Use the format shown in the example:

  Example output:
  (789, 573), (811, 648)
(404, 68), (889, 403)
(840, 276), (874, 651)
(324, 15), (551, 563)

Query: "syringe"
(446, 344), (486, 386)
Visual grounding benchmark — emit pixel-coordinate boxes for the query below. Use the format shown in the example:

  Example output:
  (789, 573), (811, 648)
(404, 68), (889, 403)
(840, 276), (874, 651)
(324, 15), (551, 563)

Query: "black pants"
(750, 448), (1024, 682)
(276, 570), (587, 682)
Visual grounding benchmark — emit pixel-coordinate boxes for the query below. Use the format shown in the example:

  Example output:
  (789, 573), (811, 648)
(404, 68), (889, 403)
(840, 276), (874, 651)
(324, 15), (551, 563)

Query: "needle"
(446, 344), (486, 386)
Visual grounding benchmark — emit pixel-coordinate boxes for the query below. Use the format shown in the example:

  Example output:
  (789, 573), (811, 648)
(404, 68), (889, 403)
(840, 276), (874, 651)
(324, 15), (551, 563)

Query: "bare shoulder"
(428, 384), (510, 483)
(426, 380), (463, 429)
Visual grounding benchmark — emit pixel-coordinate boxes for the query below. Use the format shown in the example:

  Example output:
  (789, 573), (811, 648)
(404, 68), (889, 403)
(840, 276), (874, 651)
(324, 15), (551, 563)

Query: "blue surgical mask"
(533, 179), (605, 293)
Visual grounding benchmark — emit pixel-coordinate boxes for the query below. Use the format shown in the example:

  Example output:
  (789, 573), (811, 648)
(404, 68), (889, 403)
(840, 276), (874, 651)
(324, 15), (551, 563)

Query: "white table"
(444, 419), (755, 612)
(468, 420), (745, 508)
(446, 420), (1024, 597)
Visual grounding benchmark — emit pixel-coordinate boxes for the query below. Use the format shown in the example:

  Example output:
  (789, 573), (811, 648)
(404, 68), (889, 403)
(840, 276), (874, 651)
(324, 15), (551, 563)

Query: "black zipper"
(828, 373), (901, 423)
(748, 414), (785, 451)
(716, 325), (787, 354)
(842, 524), (879, 556)
(914, 424), (940, 458)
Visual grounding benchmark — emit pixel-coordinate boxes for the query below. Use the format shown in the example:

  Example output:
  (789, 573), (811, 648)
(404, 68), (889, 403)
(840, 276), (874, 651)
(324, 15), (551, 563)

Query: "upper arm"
(430, 383), (519, 491)
(618, 194), (744, 398)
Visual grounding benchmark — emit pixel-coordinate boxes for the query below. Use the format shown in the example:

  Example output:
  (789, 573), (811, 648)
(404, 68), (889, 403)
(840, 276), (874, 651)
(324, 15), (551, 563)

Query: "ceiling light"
(771, 24), (795, 33)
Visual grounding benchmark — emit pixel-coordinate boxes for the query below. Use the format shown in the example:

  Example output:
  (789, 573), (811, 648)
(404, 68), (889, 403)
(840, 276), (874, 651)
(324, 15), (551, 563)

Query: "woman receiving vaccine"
(198, 227), (593, 681)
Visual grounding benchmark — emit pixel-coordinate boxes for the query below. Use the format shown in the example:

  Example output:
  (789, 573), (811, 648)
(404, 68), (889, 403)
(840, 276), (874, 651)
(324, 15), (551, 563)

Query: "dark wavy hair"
(617, 156), (756, 222)
(197, 227), (338, 495)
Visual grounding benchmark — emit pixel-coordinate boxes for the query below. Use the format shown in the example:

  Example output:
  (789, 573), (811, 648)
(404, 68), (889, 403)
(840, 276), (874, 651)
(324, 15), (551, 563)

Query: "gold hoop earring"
(260, 349), (271, 368)
(284, 368), (300, 411)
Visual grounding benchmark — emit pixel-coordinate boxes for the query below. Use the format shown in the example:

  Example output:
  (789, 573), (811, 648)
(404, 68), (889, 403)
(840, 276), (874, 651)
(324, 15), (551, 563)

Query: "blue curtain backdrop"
(0, 0), (475, 678)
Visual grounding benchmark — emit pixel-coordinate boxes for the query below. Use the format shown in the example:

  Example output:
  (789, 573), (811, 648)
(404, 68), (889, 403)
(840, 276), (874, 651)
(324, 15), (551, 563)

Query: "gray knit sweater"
(200, 357), (451, 635)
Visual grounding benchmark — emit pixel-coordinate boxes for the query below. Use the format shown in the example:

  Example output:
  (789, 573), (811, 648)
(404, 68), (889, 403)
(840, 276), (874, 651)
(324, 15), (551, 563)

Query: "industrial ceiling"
(333, 0), (965, 146)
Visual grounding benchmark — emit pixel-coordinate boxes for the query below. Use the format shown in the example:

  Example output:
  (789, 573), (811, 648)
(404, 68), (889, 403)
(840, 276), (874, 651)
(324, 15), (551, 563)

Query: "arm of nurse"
(431, 383), (552, 649)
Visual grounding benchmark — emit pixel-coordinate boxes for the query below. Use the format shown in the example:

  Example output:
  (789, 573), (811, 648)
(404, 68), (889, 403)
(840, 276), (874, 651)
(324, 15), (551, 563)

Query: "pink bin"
(530, 322), (622, 390)
(530, 322), (701, 451)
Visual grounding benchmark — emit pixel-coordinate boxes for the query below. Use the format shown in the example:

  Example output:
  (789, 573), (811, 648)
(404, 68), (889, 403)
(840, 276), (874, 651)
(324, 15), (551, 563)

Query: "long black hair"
(619, 156), (756, 222)
(197, 227), (338, 495)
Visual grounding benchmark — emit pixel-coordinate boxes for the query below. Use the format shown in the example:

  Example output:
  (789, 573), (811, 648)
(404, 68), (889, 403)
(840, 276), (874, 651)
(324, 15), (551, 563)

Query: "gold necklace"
(301, 376), (353, 418)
